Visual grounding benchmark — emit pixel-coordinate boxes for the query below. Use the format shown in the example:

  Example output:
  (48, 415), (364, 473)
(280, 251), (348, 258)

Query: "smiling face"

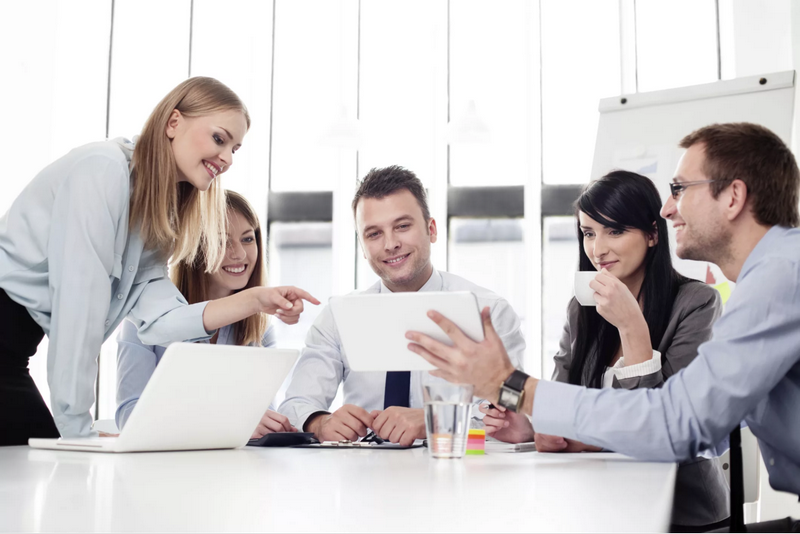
(579, 211), (655, 286)
(207, 209), (258, 299)
(356, 189), (437, 292)
(661, 144), (732, 263)
(166, 109), (248, 191)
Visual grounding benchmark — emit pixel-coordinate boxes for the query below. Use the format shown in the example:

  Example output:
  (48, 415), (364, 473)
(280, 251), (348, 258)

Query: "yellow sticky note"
(713, 281), (731, 305)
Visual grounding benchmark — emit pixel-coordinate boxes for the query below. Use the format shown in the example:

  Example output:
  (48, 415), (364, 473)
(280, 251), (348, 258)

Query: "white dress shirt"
(278, 268), (526, 430)
(0, 138), (210, 438)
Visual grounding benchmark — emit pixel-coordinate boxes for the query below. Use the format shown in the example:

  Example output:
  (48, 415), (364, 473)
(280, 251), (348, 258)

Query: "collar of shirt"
(112, 137), (135, 162)
(378, 267), (442, 294)
(738, 225), (786, 282)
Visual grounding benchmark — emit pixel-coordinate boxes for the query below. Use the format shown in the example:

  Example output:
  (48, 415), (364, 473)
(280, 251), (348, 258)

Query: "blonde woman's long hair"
(130, 77), (251, 271)
(171, 190), (269, 347)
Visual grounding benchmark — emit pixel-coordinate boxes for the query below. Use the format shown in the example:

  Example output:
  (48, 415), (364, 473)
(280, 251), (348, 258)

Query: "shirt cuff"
(137, 301), (212, 345)
(612, 350), (661, 381)
(299, 410), (330, 432)
(531, 380), (582, 440)
(54, 411), (97, 439)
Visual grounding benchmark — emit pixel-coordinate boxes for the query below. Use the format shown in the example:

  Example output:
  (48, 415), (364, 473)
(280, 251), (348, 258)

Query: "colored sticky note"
(714, 281), (731, 305)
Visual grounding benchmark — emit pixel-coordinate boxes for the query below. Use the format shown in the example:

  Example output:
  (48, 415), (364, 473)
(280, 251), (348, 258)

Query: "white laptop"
(29, 343), (298, 453)
(329, 291), (484, 372)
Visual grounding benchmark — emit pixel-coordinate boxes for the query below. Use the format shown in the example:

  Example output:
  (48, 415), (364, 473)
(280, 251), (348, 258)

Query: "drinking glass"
(423, 382), (474, 459)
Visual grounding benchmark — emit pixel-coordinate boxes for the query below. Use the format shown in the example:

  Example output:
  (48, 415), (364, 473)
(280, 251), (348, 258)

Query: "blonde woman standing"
(116, 191), (295, 438)
(0, 77), (317, 445)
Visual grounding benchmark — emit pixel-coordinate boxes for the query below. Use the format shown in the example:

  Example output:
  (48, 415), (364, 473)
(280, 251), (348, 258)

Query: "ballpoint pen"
(362, 430), (384, 444)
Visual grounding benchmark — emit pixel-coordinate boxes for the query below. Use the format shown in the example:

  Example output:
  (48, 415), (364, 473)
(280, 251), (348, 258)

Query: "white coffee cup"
(574, 271), (598, 306)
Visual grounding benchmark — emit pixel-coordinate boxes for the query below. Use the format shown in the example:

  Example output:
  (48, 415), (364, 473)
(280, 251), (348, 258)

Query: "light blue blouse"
(115, 320), (277, 430)
(0, 138), (211, 438)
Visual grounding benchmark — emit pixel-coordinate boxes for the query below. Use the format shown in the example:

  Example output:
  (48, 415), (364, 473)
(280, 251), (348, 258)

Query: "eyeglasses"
(669, 179), (717, 199)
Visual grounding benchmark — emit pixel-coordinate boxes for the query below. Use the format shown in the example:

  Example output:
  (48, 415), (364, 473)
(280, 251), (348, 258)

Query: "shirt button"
(105, 320), (110, 327)
(117, 294), (124, 300)
(128, 266), (135, 272)
(769, 458), (775, 466)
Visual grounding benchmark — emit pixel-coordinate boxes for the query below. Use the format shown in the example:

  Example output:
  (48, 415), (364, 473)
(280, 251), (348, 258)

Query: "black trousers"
(709, 516), (800, 532)
(0, 288), (60, 446)
(672, 517), (731, 532)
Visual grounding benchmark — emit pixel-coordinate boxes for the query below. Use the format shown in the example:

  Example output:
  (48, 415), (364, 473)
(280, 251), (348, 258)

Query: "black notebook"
(247, 432), (318, 447)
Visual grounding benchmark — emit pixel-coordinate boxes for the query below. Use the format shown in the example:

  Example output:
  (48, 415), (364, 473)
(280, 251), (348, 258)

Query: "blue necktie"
(384, 371), (410, 408)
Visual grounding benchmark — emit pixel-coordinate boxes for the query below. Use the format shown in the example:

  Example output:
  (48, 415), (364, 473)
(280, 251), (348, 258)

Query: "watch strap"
(503, 370), (529, 393)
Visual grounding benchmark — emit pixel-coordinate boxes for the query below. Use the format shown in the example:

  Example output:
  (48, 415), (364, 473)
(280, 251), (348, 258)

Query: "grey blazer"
(551, 280), (730, 527)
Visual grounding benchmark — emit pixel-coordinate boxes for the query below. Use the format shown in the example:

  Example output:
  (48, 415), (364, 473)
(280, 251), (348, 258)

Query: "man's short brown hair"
(680, 123), (800, 227)
(352, 165), (431, 221)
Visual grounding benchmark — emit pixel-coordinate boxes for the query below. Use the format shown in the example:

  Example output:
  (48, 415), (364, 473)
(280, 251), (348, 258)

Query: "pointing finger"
(287, 287), (320, 306)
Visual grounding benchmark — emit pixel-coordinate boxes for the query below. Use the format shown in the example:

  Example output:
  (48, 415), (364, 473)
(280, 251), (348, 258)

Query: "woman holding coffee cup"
(481, 171), (730, 530)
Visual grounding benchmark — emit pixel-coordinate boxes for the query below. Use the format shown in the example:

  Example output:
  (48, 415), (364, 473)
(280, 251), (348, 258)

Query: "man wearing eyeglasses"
(408, 123), (800, 519)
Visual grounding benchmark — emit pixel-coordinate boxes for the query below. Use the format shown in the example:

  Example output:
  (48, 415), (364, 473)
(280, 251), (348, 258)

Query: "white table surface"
(0, 445), (676, 533)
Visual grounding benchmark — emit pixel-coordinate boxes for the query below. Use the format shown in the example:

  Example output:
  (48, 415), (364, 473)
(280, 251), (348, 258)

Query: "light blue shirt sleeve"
(45, 152), (129, 439)
(262, 323), (277, 348)
(115, 319), (160, 430)
(532, 256), (800, 464)
(126, 278), (211, 346)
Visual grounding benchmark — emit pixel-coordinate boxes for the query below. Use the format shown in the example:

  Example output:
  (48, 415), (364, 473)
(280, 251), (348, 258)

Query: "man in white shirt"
(279, 166), (525, 445)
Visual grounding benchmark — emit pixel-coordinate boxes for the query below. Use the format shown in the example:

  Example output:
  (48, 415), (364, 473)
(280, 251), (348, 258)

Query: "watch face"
(499, 387), (520, 408)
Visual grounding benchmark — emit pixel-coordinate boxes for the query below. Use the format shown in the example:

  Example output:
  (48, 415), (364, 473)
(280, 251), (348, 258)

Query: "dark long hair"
(569, 170), (687, 388)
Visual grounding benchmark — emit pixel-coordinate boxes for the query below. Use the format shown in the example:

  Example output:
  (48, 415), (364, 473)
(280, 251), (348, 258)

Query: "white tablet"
(329, 291), (484, 372)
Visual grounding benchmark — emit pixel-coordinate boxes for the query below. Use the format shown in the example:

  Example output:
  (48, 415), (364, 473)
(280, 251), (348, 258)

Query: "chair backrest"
(730, 427), (746, 532)
(720, 426), (762, 504)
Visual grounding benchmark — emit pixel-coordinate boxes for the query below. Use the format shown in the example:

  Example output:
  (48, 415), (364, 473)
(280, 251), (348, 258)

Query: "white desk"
(0, 445), (676, 532)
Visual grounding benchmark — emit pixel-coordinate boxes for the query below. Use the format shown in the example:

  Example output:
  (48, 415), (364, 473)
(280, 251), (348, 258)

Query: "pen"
(364, 430), (384, 444)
